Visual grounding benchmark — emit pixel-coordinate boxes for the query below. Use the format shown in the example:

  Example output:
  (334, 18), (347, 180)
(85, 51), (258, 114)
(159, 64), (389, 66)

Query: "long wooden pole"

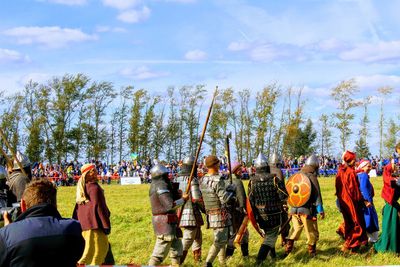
(0, 128), (28, 176)
(184, 87), (218, 195)
(225, 132), (233, 185)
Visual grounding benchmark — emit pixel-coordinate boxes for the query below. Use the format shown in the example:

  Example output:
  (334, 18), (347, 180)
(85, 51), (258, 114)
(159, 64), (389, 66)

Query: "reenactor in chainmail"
(249, 153), (288, 265)
(285, 154), (325, 257)
(6, 152), (31, 204)
(174, 156), (204, 264)
(225, 161), (249, 258)
(200, 155), (236, 267)
(269, 152), (290, 248)
(148, 164), (189, 267)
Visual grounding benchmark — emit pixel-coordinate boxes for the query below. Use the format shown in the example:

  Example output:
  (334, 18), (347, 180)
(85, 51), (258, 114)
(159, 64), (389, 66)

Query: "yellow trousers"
(289, 214), (319, 246)
(79, 229), (109, 265)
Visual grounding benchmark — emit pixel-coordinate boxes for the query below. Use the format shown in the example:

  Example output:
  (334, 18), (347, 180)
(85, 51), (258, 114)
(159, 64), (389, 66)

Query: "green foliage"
(319, 114), (333, 156)
(56, 177), (397, 266)
(355, 97), (371, 159)
(383, 118), (399, 158)
(331, 79), (360, 152)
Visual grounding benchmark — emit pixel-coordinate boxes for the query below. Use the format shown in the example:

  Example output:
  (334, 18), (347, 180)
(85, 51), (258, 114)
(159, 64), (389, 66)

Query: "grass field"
(57, 177), (399, 266)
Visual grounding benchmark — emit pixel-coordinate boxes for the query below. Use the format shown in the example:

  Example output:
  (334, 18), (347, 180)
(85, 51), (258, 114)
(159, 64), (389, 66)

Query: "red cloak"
(335, 164), (368, 249)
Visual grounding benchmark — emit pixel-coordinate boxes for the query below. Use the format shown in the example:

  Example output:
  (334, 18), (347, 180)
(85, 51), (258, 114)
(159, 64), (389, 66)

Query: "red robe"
(335, 164), (368, 249)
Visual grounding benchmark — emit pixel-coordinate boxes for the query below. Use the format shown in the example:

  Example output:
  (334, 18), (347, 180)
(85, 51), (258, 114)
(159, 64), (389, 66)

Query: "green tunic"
(374, 202), (400, 253)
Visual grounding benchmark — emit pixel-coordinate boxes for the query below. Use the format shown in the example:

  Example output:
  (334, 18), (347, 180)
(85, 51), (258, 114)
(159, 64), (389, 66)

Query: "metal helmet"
(305, 154), (319, 168)
(269, 152), (281, 165)
(254, 153), (268, 169)
(13, 151), (31, 170)
(181, 155), (195, 175)
(0, 166), (7, 180)
(183, 156), (195, 166)
(150, 164), (169, 180)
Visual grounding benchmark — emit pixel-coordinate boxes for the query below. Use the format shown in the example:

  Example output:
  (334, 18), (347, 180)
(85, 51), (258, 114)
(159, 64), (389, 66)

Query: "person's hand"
(365, 201), (372, 208)
(319, 212), (325, 220)
(182, 193), (189, 201)
(3, 211), (12, 226)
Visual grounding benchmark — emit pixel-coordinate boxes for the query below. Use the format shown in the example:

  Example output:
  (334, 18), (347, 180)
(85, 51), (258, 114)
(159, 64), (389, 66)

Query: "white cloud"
(0, 48), (30, 64)
(184, 49), (207, 61)
(227, 41), (250, 51)
(102, 0), (141, 10)
(95, 26), (127, 33)
(355, 74), (400, 89)
(3, 26), (97, 48)
(117, 6), (151, 23)
(120, 66), (168, 80)
(37, 0), (87, 5)
(340, 41), (400, 63)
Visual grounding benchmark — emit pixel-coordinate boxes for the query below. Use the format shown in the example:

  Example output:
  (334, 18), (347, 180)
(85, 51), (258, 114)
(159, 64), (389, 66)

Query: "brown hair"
(396, 143), (400, 152)
(22, 179), (57, 209)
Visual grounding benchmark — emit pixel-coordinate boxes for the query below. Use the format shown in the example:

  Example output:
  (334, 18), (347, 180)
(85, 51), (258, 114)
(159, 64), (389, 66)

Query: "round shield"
(286, 172), (311, 207)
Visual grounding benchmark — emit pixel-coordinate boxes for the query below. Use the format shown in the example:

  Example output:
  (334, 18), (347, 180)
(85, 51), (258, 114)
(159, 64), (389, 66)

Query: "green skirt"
(374, 202), (400, 253)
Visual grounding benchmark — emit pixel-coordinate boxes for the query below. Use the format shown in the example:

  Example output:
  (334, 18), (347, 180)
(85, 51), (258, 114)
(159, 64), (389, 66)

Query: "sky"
(0, 0), (399, 157)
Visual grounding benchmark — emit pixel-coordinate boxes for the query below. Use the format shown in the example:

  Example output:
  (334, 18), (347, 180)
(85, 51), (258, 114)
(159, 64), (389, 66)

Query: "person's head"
(231, 161), (242, 176)
(396, 143), (400, 154)
(342, 150), (356, 167)
(254, 153), (269, 172)
(205, 155), (220, 173)
(21, 179), (57, 211)
(81, 164), (97, 182)
(357, 159), (372, 174)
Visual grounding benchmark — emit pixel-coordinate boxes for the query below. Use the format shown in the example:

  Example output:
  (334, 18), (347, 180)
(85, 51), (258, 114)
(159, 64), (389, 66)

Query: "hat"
(76, 163), (95, 204)
(342, 150), (356, 164)
(356, 159), (370, 171)
(231, 161), (241, 173)
(205, 155), (220, 168)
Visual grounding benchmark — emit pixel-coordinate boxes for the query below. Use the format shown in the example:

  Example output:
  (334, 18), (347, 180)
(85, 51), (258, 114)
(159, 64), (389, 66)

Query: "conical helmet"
(150, 164), (169, 180)
(305, 154), (319, 168)
(269, 152), (281, 165)
(13, 151), (30, 170)
(181, 155), (195, 174)
(254, 153), (268, 168)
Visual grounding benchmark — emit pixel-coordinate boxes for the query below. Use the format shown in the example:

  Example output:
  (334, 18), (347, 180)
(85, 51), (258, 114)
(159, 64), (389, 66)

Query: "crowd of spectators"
(31, 153), (397, 186)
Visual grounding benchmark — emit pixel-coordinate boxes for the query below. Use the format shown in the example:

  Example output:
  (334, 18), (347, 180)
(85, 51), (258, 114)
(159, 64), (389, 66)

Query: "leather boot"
(308, 244), (316, 257)
(285, 239), (294, 255)
(225, 246), (235, 258)
(193, 248), (202, 262)
(241, 243), (249, 257)
(203, 262), (212, 267)
(256, 244), (271, 265)
(180, 250), (188, 264)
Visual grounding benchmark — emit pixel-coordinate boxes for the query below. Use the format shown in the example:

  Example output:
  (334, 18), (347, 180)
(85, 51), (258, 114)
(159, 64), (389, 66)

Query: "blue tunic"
(357, 171), (379, 233)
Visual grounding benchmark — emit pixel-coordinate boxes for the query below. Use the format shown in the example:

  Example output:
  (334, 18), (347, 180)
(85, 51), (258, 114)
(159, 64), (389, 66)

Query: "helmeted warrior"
(174, 155), (204, 264)
(269, 152), (289, 247)
(6, 151), (31, 204)
(248, 153), (288, 265)
(225, 161), (249, 258)
(285, 154), (325, 256)
(269, 152), (284, 181)
(200, 155), (236, 267)
(148, 163), (188, 267)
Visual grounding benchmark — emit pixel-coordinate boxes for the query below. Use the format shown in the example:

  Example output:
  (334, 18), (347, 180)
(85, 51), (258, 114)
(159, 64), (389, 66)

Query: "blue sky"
(0, 0), (399, 156)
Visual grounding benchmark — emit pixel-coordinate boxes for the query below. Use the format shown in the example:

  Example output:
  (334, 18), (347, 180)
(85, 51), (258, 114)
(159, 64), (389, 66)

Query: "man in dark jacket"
(0, 179), (85, 267)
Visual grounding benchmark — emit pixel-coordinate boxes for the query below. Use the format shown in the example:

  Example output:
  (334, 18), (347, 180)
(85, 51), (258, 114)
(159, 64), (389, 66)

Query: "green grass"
(57, 177), (398, 266)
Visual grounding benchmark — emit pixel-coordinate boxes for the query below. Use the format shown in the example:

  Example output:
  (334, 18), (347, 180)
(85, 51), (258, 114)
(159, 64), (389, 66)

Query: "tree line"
(0, 73), (398, 165)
